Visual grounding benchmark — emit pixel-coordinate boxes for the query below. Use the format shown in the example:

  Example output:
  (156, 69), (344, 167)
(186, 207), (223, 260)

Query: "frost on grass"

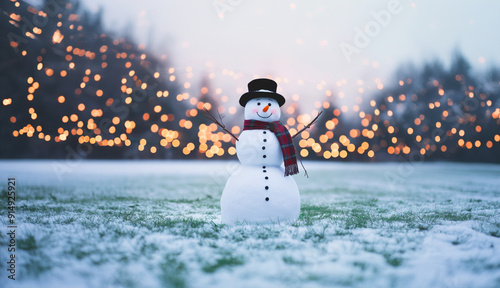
(0, 160), (499, 288)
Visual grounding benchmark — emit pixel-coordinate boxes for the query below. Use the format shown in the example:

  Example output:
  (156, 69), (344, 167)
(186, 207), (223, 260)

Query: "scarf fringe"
(284, 164), (299, 177)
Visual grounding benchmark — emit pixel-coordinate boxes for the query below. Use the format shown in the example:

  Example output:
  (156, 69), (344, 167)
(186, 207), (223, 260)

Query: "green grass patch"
(159, 253), (188, 288)
(345, 209), (372, 229)
(299, 205), (340, 225)
(283, 256), (306, 265)
(384, 254), (404, 267)
(202, 253), (245, 273)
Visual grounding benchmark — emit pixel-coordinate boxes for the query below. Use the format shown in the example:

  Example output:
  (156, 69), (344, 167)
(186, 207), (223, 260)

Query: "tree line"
(1, 0), (499, 162)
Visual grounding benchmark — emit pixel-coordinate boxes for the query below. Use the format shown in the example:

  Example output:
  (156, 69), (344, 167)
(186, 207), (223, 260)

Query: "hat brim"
(239, 92), (286, 107)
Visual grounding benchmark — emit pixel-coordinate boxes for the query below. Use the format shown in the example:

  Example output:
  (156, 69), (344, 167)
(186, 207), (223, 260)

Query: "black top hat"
(239, 78), (286, 107)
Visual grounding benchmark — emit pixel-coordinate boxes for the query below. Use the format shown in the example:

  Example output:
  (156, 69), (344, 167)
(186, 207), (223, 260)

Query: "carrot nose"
(263, 105), (269, 112)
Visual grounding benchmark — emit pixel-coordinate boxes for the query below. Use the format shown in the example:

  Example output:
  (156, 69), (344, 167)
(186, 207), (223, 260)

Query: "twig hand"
(202, 106), (239, 141)
(292, 111), (323, 139)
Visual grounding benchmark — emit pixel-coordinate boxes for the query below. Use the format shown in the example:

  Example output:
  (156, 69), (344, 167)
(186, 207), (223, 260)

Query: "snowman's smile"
(257, 112), (272, 119)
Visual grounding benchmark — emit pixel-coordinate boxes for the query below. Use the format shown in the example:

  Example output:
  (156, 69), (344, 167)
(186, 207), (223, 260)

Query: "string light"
(3, 1), (498, 160)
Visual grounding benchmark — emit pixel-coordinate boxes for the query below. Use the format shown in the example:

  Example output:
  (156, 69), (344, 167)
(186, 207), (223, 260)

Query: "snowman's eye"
(257, 102), (261, 105)
(268, 103), (271, 106)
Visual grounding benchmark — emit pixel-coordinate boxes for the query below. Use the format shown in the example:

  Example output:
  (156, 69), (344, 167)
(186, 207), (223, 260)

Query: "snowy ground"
(0, 160), (499, 288)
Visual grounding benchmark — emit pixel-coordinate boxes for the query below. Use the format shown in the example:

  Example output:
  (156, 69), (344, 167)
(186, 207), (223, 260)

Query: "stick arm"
(202, 107), (239, 141)
(292, 111), (323, 139)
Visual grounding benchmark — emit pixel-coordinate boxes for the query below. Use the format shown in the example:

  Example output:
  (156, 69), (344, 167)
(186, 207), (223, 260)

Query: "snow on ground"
(0, 160), (499, 288)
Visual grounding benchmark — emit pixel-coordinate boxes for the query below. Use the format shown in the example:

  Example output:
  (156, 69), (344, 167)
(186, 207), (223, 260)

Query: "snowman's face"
(244, 97), (281, 122)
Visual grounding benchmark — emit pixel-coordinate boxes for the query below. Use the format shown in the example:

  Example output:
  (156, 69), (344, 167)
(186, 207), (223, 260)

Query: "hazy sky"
(78, 0), (500, 110)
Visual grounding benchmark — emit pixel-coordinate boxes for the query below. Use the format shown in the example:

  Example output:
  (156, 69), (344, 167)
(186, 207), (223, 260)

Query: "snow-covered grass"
(0, 160), (499, 288)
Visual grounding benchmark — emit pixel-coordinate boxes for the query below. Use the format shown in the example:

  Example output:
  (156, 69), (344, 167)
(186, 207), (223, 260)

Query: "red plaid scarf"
(243, 119), (299, 176)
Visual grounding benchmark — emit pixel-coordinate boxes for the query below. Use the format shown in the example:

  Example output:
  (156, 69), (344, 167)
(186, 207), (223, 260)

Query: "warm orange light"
(361, 118), (369, 127)
(189, 109), (198, 117)
(52, 29), (64, 43)
(91, 109), (103, 117)
(151, 124), (158, 133)
(300, 149), (309, 157)
(349, 129), (360, 138)
(339, 150), (347, 158)
(3, 98), (12, 106)
(325, 120), (335, 130)
(400, 146), (409, 154)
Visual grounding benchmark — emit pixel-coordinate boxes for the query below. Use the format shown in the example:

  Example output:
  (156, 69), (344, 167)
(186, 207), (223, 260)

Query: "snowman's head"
(244, 97), (281, 122)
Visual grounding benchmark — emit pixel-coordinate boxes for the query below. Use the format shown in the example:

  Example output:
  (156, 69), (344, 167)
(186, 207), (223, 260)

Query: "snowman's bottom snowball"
(221, 165), (300, 225)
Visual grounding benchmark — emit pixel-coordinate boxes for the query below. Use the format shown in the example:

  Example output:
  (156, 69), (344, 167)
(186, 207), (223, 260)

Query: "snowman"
(220, 78), (300, 225)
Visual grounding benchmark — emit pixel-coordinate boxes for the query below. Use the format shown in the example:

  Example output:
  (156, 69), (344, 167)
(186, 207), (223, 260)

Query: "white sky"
(77, 0), (500, 111)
